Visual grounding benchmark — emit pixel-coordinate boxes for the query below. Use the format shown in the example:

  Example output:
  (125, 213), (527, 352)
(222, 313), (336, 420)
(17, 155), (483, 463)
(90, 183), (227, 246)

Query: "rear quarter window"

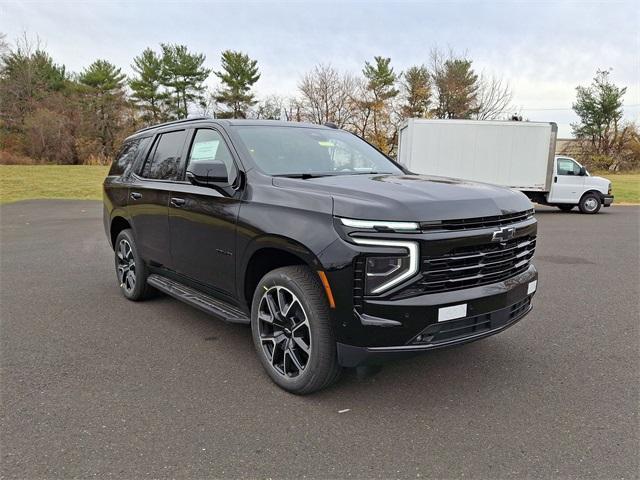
(109, 137), (149, 177)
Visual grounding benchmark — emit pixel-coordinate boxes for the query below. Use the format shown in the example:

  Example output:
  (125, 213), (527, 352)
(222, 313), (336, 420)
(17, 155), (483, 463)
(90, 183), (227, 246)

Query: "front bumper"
(603, 194), (614, 207)
(336, 264), (537, 367)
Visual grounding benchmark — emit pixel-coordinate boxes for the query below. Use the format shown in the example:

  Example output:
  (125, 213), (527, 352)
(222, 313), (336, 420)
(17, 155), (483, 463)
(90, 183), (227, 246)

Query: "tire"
(114, 229), (154, 301)
(557, 205), (574, 212)
(578, 192), (602, 214)
(251, 266), (341, 394)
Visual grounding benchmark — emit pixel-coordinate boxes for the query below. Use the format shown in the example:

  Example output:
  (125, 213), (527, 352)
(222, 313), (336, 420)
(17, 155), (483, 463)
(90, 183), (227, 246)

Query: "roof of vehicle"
(126, 117), (331, 140)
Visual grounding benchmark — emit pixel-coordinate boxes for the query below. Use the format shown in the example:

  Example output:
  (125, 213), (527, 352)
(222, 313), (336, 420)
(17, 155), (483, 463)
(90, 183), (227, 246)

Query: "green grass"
(0, 165), (110, 204)
(592, 172), (640, 204)
(0, 165), (638, 204)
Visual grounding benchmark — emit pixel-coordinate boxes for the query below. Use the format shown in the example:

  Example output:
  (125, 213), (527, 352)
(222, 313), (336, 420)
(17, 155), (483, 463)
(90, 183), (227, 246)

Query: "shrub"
(0, 150), (35, 165)
(22, 108), (75, 164)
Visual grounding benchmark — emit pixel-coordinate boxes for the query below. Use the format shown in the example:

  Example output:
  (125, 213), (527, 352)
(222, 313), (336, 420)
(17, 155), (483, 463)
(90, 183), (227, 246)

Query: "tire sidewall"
(251, 267), (335, 393)
(580, 193), (602, 214)
(114, 229), (148, 300)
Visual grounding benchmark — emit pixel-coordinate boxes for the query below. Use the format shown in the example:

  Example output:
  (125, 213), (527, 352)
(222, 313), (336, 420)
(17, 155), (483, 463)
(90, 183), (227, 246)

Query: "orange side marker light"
(317, 271), (336, 309)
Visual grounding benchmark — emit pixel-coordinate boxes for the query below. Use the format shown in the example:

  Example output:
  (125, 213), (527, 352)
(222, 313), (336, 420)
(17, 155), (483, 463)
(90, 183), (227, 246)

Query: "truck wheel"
(557, 205), (574, 212)
(114, 229), (154, 301)
(579, 192), (602, 214)
(251, 266), (341, 394)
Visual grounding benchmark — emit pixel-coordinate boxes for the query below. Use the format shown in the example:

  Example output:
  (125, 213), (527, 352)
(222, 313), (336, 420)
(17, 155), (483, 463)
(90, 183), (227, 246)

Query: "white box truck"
(397, 119), (614, 214)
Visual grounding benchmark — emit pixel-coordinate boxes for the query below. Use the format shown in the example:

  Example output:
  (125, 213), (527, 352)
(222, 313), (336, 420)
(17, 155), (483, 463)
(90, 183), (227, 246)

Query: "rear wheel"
(557, 205), (574, 212)
(579, 192), (602, 214)
(251, 266), (341, 394)
(114, 229), (153, 301)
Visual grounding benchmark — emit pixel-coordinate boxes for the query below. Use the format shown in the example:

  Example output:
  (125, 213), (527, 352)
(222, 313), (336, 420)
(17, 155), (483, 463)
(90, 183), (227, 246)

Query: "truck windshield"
(234, 126), (403, 176)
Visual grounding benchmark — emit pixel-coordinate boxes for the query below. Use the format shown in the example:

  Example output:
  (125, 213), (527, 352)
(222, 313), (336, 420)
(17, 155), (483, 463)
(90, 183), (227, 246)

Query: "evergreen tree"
(160, 44), (210, 119)
(79, 59), (125, 92)
(78, 60), (127, 157)
(432, 58), (479, 119)
(0, 46), (67, 130)
(572, 69), (626, 155)
(214, 50), (260, 118)
(400, 65), (431, 119)
(360, 56), (399, 153)
(130, 48), (168, 124)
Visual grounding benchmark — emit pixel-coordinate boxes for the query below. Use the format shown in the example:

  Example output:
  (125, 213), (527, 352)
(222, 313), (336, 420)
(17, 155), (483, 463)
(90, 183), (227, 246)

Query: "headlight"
(339, 217), (419, 231)
(352, 239), (419, 294)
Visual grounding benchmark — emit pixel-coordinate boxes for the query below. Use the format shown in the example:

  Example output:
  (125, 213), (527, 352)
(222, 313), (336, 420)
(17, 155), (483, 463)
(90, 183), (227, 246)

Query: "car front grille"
(419, 209), (534, 232)
(413, 234), (536, 295)
(410, 296), (532, 345)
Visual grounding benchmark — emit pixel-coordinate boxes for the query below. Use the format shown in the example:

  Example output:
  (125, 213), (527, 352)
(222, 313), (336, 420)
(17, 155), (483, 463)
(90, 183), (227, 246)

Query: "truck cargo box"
(397, 119), (557, 192)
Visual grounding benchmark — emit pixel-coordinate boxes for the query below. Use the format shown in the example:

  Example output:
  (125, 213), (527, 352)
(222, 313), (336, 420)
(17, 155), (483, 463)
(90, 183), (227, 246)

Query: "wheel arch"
(240, 236), (323, 307)
(581, 189), (604, 202)
(110, 215), (132, 248)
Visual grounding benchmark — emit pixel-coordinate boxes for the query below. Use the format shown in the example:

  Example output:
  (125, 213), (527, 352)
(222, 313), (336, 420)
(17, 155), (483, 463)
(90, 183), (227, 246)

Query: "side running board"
(147, 274), (250, 324)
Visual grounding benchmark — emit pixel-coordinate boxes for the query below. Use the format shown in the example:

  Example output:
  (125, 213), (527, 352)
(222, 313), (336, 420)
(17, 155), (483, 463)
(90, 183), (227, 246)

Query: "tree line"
(0, 33), (636, 170)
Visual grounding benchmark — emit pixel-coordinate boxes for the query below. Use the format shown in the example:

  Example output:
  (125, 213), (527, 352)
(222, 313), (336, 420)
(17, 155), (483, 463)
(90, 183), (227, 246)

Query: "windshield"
(234, 126), (403, 176)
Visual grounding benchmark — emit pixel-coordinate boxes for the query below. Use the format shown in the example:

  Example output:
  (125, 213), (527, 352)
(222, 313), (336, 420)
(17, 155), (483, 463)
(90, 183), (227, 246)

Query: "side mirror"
(186, 161), (229, 187)
(579, 166), (587, 176)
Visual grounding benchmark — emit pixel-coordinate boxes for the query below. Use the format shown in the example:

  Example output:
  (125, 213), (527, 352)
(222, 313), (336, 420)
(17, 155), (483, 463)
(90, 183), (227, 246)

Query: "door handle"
(130, 192), (142, 200)
(171, 197), (186, 207)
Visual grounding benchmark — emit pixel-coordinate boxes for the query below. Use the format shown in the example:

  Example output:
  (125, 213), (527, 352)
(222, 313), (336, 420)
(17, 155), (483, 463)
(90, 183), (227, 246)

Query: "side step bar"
(147, 274), (250, 324)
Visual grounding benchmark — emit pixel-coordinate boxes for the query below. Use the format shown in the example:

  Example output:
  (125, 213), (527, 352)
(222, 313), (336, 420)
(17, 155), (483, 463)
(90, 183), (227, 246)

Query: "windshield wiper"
(274, 173), (337, 179)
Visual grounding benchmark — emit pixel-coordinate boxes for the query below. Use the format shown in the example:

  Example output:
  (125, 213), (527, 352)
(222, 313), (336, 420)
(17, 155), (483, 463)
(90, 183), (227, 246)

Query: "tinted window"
(186, 129), (236, 182)
(557, 158), (581, 176)
(141, 130), (187, 180)
(234, 126), (402, 176)
(110, 138), (143, 176)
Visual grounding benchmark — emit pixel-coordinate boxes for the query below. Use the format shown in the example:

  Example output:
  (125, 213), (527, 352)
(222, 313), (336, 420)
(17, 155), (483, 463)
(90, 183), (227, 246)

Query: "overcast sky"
(2, 0), (638, 137)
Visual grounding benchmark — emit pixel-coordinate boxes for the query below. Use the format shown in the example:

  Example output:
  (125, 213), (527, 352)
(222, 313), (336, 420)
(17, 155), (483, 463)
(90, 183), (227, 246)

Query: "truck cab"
(547, 156), (613, 213)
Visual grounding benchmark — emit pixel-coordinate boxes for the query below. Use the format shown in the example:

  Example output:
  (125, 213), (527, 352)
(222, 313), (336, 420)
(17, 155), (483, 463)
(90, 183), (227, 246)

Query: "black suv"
(104, 118), (538, 394)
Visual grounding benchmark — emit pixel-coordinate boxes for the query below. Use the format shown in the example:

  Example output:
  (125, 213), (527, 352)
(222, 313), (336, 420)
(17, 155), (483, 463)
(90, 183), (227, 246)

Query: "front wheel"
(579, 192), (602, 214)
(251, 266), (341, 394)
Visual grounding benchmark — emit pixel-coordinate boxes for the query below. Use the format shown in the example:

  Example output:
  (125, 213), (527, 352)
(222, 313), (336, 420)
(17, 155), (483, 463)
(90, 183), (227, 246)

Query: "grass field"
(593, 172), (640, 204)
(0, 165), (110, 204)
(0, 165), (638, 204)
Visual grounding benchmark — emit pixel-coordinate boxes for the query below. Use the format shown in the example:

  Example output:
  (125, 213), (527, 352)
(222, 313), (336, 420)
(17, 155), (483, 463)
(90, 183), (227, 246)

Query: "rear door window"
(141, 130), (187, 180)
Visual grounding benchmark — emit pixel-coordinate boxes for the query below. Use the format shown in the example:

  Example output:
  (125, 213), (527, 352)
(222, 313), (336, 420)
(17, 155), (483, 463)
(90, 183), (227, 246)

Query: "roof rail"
(135, 116), (211, 134)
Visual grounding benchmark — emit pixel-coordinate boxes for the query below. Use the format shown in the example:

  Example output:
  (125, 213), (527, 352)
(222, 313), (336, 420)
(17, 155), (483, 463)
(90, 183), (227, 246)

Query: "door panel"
(169, 183), (240, 295)
(548, 157), (585, 203)
(169, 128), (241, 296)
(128, 180), (172, 266)
(128, 129), (188, 267)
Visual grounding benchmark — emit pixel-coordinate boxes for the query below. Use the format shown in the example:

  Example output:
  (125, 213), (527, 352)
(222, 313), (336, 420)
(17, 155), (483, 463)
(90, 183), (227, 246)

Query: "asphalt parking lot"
(1, 200), (638, 479)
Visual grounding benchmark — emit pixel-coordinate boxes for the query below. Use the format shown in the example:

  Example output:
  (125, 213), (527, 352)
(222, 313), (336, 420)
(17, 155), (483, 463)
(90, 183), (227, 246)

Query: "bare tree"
(474, 73), (513, 120)
(0, 33), (8, 57)
(252, 94), (286, 119)
(298, 64), (357, 127)
(282, 97), (304, 122)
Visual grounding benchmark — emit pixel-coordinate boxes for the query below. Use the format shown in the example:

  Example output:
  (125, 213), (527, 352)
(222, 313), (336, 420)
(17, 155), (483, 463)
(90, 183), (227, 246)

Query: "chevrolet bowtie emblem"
(492, 226), (516, 243)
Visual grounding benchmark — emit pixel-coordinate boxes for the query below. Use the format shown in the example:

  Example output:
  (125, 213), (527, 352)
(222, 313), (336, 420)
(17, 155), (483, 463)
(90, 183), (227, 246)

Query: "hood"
(587, 175), (611, 190)
(272, 174), (533, 221)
